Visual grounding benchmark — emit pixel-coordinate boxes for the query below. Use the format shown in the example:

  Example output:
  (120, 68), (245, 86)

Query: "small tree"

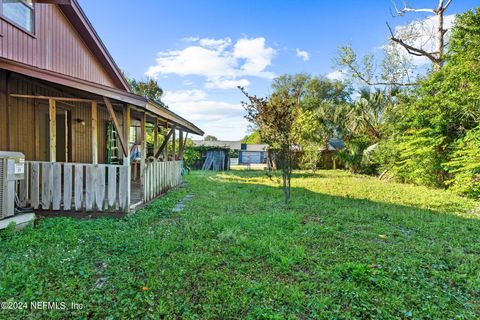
(240, 87), (299, 204)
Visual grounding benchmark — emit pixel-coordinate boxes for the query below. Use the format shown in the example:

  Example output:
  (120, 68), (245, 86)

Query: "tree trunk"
(434, 8), (445, 71)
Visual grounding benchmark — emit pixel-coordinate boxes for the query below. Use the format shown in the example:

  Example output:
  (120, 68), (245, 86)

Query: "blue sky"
(79, 0), (472, 140)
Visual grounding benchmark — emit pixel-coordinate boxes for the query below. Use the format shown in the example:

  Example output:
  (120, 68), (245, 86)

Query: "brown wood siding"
(0, 70), (121, 163)
(0, 4), (118, 88)
(0, 70), (7, 151)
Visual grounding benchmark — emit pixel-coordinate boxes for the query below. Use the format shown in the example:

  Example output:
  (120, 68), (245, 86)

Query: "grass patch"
(0, 170), (479, 319)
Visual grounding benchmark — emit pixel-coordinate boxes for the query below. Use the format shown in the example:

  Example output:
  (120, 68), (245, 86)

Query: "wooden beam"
(123, 105), (131, 151)
(172, 126), (176, 160)
(178, 128), (184, 160)
(154, 128), (174, 159)
(49, 99), (56, 162)
(91, 101), (98, 164)
(154, 118), (159, 156)
(122, 106), (131, 212)
(6, 71), (11, 151)
(104, 97), (128, 158)
(163, 123), (169, 160)
(10, 94), (98, 103)
(63, 110), (69, 162)
(140, 112), (147, 189)
(179, 132), (188, 160)
(36, 0), (71, 4)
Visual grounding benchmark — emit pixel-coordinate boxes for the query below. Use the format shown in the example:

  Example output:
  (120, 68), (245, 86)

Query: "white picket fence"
(144, 160), (183, 202)
(18, 162), (131, 212)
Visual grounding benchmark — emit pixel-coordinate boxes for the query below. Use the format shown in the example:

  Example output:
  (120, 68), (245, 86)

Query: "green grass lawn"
(1, 170), (479, 319)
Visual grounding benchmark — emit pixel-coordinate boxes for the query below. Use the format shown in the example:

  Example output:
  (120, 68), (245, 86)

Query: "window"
(2, 0), (35, 33)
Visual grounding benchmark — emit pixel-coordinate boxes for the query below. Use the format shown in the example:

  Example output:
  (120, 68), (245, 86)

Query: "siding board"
(0, 4), (117, 88)
(0, 70), (112, 163)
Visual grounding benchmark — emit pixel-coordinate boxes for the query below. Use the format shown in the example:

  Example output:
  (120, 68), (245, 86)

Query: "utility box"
(0, 151), (25, 219)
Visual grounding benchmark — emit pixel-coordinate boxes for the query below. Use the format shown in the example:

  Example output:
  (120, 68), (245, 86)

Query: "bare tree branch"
(386, 22), (441, 65)
(391, 1), (435, 16)
(389, 0), (453, 70)
(442, 0), (453, 12)
(344, 62), (417, 87)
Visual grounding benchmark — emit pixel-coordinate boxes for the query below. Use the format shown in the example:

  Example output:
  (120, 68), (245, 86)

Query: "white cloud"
(163, 89), (207, 103)
(199, 37), (232, 51)
(296, 48), (310, 61)
(392, 14), (455, 65)
(326, 70), (346, 81)
(146, 37), (276, 89)
(205, 78), (250, 89)
(233, 38), (276, 78)
(163, 89), (246, 139)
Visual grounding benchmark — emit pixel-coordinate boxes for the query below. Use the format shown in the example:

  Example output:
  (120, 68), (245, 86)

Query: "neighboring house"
(0, 0), (203, 219)
(238, 143), (268, 165)
(322, 138), (345, 151)
(192, 140), (241, 150)
(317, 138), (345, 169)
(193, 140), (268, 165)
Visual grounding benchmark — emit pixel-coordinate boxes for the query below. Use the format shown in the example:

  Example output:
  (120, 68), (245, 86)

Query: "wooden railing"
(144, 161), (183, 202)
(18, 162), (131, 212)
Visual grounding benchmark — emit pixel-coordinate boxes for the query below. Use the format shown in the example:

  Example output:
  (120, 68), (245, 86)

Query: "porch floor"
(130, 181), (143, 209)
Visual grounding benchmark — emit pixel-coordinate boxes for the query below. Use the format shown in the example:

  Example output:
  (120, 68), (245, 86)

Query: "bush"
(444, 127), (480, 197)
(183, 147), (201, 168)
(338, 136), (372, 173)
(392, 128), (445, 187)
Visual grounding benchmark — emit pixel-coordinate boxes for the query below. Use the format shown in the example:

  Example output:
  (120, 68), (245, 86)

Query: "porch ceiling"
(2, 62), (204, 135)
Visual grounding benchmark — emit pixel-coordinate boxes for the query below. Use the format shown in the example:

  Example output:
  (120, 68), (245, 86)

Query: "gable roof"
(244, 144), (269, 152)
(192, 141), (269, 151)
(192, 140), (242, 150)
(56, 0), (131, 91)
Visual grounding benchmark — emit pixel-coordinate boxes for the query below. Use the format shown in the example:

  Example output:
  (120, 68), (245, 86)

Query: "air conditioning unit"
(0, 152), (25, 220)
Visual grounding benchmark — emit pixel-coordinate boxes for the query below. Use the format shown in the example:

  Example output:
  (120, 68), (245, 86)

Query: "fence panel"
(144, 161), (183, 202)
(20, 162), (129, 213)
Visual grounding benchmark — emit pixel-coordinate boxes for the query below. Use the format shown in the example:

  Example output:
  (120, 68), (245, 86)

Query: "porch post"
(178, 128), (184, 160)
(6, 71), (11, 151)
(179, 131), (188, 160)
(154, 118), (159, 156)
(123, 105), (131, 212)
(91, 101), (98, 165)
(172, 126), (176, 160)
(140, 112), (147, 196)
(49, 99), (56, 162)
(122, 105), (131, 156)
(164, 123), (169, 160)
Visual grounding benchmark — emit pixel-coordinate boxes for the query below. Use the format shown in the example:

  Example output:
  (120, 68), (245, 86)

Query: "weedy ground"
(0, 170), (479, 319)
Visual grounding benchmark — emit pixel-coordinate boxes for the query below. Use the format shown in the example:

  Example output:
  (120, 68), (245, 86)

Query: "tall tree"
(128, 78), (167, 108)
(389, 0), (454, 70)
(298, 77), (351, 151)
(376, 7), (480, 188)
(204, 135), (218, 141)
(338, 0), (454, 87)
(345, 88), (397, 143)
(242, 131), (263, 144)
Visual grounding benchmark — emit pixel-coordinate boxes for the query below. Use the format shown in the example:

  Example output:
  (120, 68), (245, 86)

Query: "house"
(238, 143), (268, 165)
(0, 0), (203, 219)
(192, 140), (268, 165)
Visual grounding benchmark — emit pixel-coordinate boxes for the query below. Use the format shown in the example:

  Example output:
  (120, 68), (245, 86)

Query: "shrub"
(444, 127), (480, 197)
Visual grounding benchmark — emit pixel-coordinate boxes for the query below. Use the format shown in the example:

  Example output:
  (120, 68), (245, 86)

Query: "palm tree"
(345, 88), (396, 143)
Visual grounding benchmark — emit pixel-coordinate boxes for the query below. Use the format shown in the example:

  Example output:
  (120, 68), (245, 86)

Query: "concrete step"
(0, 213), (35, 230)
